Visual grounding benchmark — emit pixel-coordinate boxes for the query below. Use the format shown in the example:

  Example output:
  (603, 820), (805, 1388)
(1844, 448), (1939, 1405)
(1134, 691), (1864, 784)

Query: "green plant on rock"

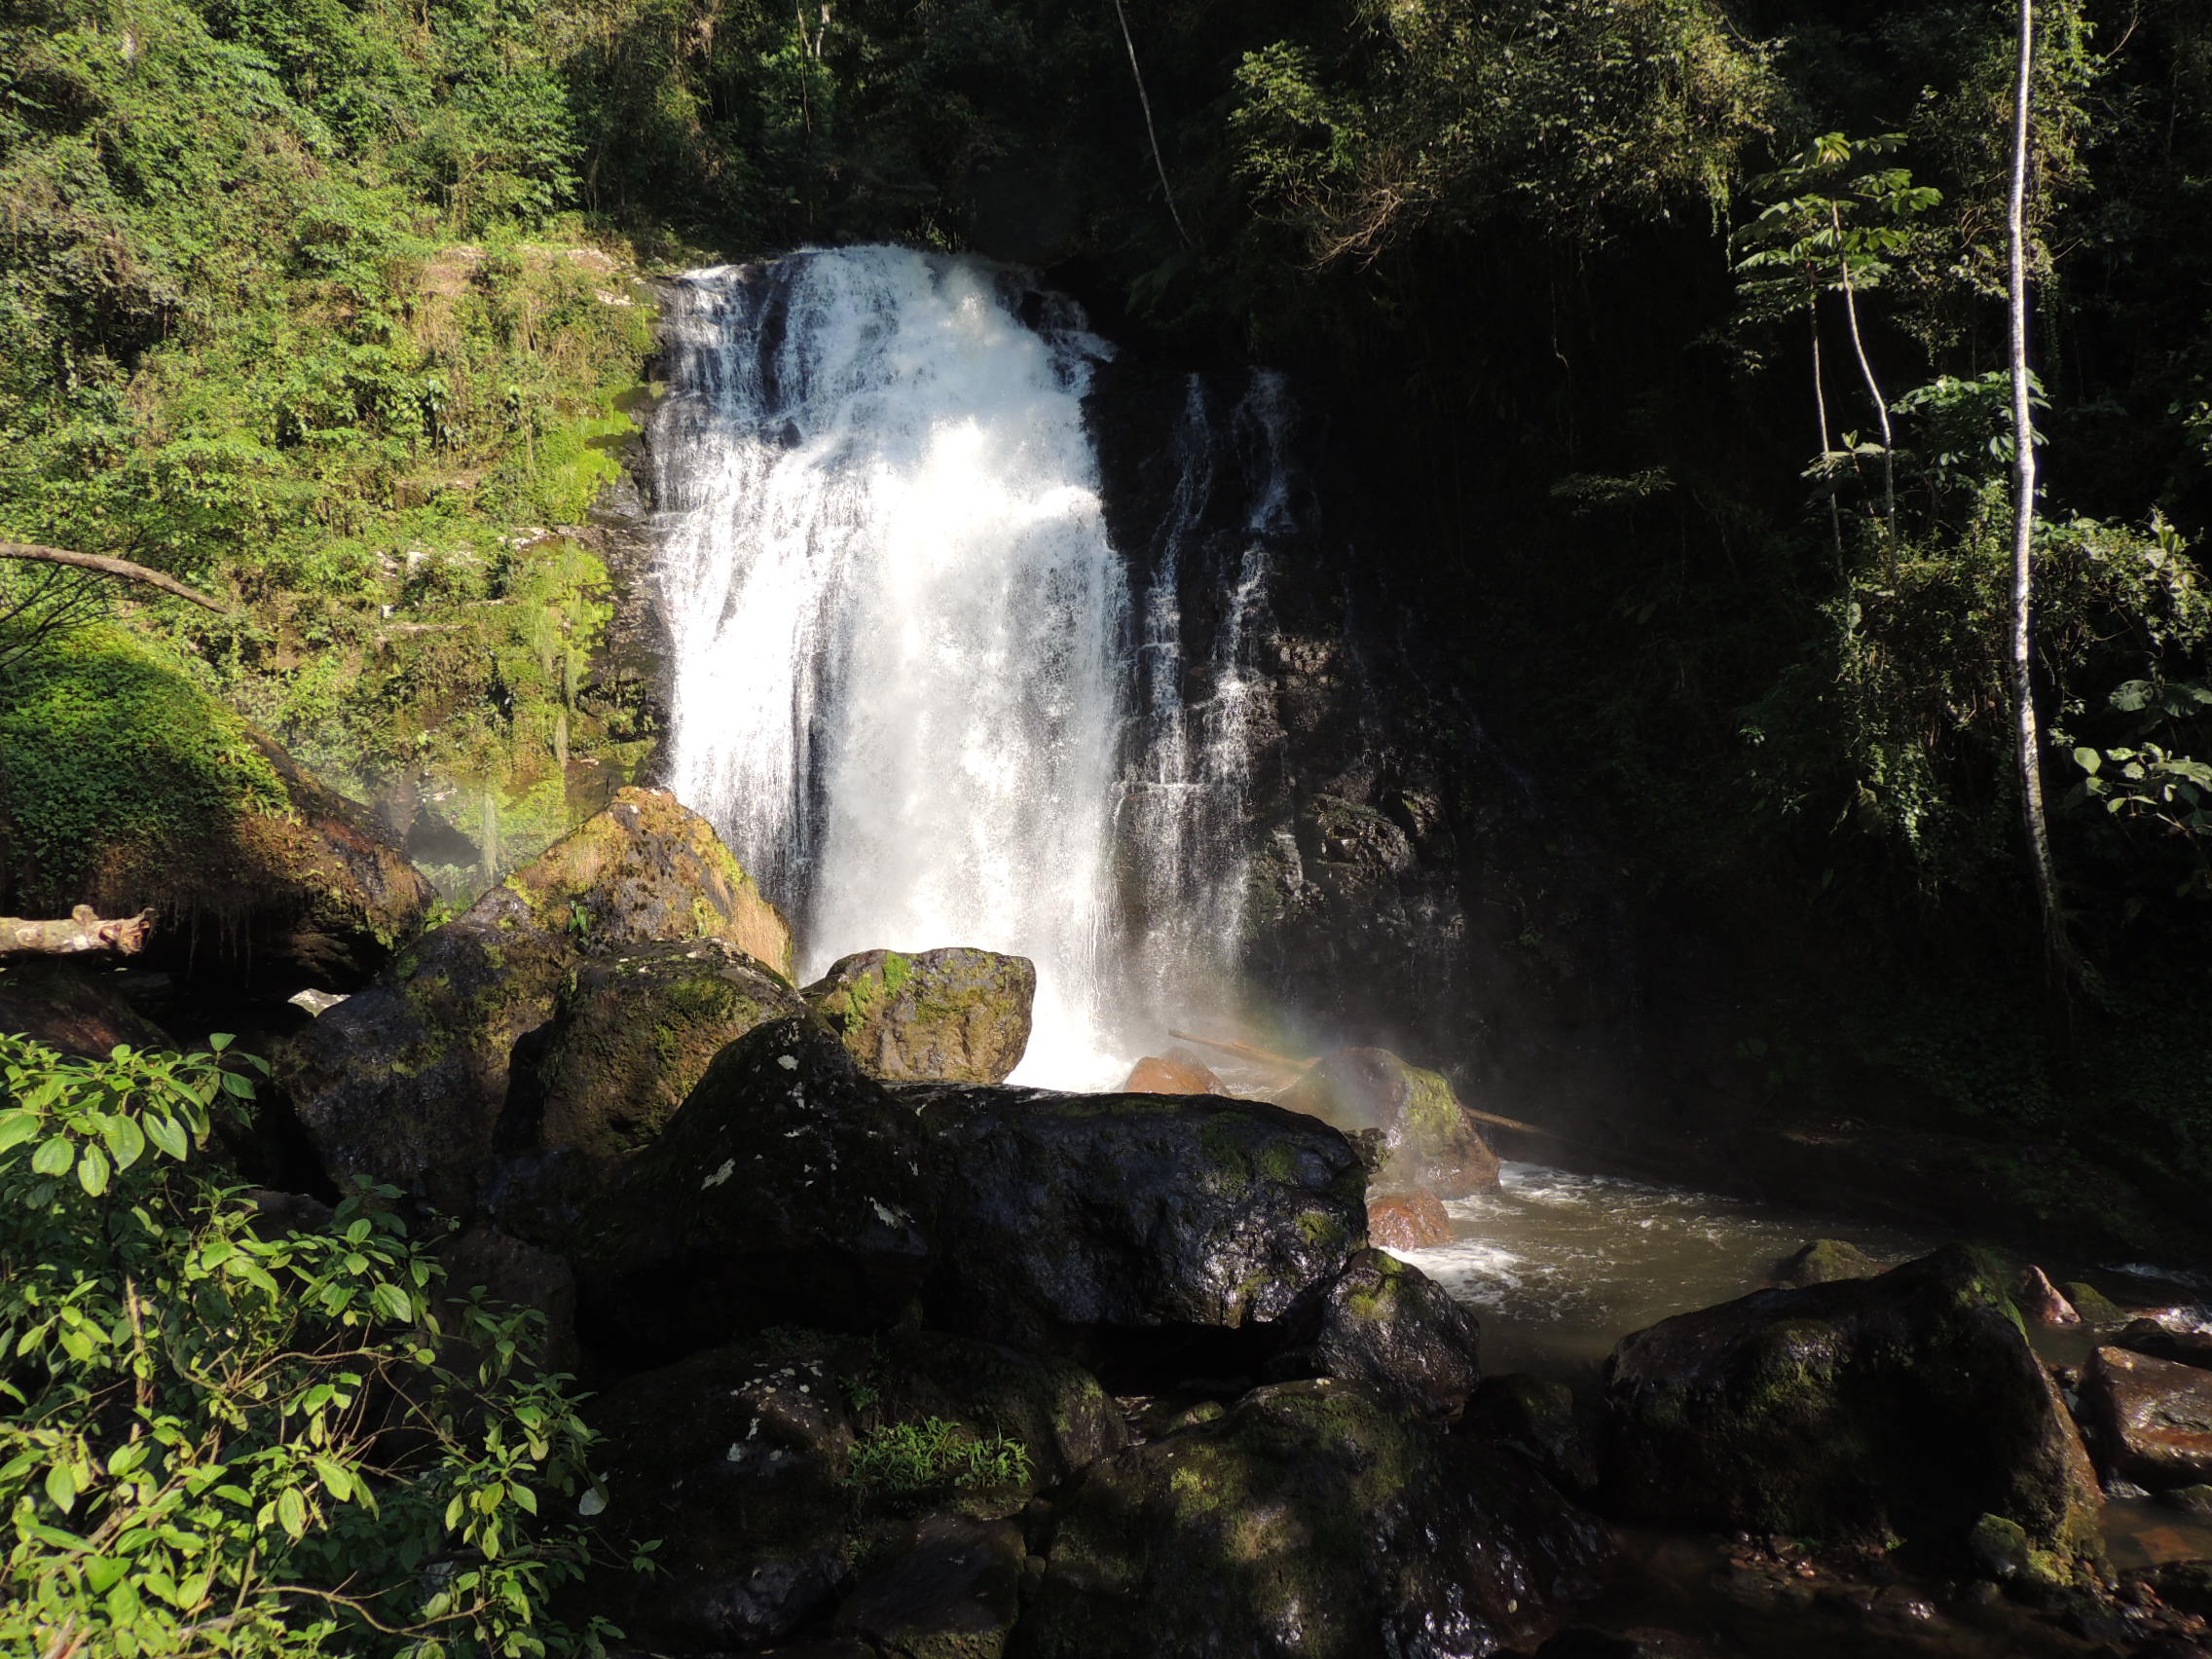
(843, 1419), (1032, 1498)
(0, 1031), (630, 1657)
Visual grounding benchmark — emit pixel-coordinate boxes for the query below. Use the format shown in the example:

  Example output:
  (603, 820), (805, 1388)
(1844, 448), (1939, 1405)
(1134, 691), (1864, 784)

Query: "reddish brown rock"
(1122, 1048), (1228, 1095)
(2083, 1346), (2212, 1490)
(2013, 1265), (2082, 1328)
(1368, 1186), (1454, 1250)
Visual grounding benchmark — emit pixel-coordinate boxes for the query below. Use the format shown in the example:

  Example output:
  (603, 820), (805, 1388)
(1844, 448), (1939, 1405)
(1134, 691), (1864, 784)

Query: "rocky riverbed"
(6, 784), (2211, 1657)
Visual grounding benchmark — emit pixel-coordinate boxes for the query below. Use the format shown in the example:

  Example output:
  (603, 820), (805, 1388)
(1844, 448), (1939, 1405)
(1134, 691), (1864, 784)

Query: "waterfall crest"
(652, 244), (1299, 1086)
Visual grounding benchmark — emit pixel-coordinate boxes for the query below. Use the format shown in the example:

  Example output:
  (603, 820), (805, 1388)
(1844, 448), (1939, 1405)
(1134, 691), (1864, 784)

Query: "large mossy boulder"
(0, 630), (431, 988)
(912, 1085), (1367, 1354)
(803, 947), (1035, 1084)
(535, 939), (804, 1161)
(574, 1018), (933, 1360)
(1278, 1047), (1500, 1197)
(581, 1325), (1124, 1652)
(1601, 1244), (2104, 1574)
(1013, 1379), (1613, 1659)
(280, 788), (790, 1214)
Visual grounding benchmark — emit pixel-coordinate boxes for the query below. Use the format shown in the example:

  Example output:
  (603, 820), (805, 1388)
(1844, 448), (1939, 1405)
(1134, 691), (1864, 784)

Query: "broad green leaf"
(103, 1115), (147, 1170)
(32, 1135), (74, 1177)
(373, 1283), (414, 1323)
(0, 1111), (41, 1154)
(277, 1487), (308, 1540)
(2072, 747), (2101, 776)
(45, 1462), (77, 1514)
(77, 1144), (112, 1197)
(145, 1114), (189, 1161)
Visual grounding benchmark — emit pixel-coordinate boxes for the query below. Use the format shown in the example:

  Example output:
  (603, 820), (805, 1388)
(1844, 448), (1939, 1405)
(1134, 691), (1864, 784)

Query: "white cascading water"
(654, 245), (1129, 1085)
(653, 244), (1301, 1086)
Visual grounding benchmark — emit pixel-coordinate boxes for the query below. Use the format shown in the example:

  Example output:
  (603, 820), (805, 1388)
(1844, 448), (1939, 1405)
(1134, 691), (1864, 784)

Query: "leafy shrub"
(0, 1031), (625, 1657)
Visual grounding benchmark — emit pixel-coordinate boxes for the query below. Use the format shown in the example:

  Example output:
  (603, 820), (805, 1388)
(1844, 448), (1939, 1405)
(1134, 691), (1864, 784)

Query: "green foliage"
(1231, 0), (1783, 264)
(843, 1418), (1032, 1497)
(0, 1030), (621, 1657)
(0, 627), (289, 900)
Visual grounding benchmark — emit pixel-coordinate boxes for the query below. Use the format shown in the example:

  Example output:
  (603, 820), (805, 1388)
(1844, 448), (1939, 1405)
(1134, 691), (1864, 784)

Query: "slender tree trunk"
(1810, 301), (1846, 576)
(1830, 204), (1898, 571)
(2006, 0), (2071, 971)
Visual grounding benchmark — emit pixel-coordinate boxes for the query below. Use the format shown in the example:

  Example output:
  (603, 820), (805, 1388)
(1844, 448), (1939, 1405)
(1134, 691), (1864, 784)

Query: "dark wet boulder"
(0, 961), (171, 1057)
(579, 1326), (1122, 1651)
(1601, 1244), (2104, 1574)
(1121, 1048), (1229, 1095)
(535, 939), (803, 1161)
(831, 1514), (1024, 1658)
(803, 947), (1034, 1084)
(279, 788), (790, 1214)
(2061, 1281), (2131, 1326)
(1012, 1379), (1613, 1659)
(1467, 1373), (1602, 1496)
(2116, 1318), (2212, 1372)
(1769, 1238), (1885, 1287)
(1277, 1047), (1499, 1197)
(912, 1085), (1366, 1354)
(1272, 1248), (1481, 1418)
(574, 1018), (933, 1361)
(581, 1338), (860, 1648)
(2080, 1346), (2212, 1490)
(1366, 1185), (1452, 1249)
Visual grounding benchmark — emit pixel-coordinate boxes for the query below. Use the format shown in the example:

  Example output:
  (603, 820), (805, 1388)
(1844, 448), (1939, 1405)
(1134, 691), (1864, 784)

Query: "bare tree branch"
(0, 905), (156, 959)
(0, 542), (230, 613)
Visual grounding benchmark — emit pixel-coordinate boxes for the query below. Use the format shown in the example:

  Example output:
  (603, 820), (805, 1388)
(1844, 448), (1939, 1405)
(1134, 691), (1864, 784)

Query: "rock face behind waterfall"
(802, 946), (1035, 1084)
(1279, 1047), (1500, 1197)
(575, 1018), (934, 1360)
(1012, 1379), (1612, 1659)
(1601, 1244), (2104, 1574)
(279, 788), (792, 1212)
(909, 1085), (1367, 1352)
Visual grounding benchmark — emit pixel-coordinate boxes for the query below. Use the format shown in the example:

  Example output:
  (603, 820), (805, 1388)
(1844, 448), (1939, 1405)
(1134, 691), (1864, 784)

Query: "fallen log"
(1, 906), (155, 960)
(0, 542), (231, 613)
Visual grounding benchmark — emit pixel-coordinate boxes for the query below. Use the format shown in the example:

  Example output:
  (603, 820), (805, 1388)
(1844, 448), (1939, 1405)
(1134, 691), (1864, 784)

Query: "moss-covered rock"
(0, 630), (432, 988)
(279, 788), (787, 1214)
(804, 947), (1034, 1084)
(574, 1017), (934, 1361)
(1770, 1238), (1885, 1287)
(2060, 1281), (2130, 1326)
(535, 938), (804, 1161)
(911, 1084), (1367, 1355)
(1278, 1047), (1499, 1197)
(1012, 1379), (1612, 1659)
(1275, 1247), (1481, 1418)
(1601, 1244), (2105, 1575)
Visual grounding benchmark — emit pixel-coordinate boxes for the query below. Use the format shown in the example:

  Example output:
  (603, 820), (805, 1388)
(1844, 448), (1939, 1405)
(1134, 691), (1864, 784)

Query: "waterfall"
(652, 244), (1299, 1087)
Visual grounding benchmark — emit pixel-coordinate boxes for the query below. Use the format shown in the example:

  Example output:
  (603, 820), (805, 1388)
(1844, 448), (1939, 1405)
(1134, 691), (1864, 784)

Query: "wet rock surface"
(832, 1514), (1024, 1658)
(1276, 1246), (1481, 1418)
(574, 1018), (933, 1361)
(1365, 1184), (1452, 1248)
(0, 960), (173, 1058)
(1012, 1378), (1613, 1659)
(280, 788), (788, 1213)
(2116, 1319), (2212, 1373)
(803, 946), (1034, 1085)
(910, 1084), (1366, 1354)
(2083, 1345), (2212, 1491)
(1769, 1237), (1886, 1287)
(1278, 1046), (1501, 1197)
(1468, 1372), (1603, 1496)
(533, 938), (803, 1161)
(1120, 1047), (1229, 1095)
(1601, 1245), (2104, 1571)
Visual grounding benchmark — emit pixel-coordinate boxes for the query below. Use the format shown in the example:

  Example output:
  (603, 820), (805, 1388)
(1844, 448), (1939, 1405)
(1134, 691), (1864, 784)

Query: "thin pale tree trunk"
(2006, 0), (2072, 970)
(1810, 302), (1845, 575)
(1830, 203), (1898, 571)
